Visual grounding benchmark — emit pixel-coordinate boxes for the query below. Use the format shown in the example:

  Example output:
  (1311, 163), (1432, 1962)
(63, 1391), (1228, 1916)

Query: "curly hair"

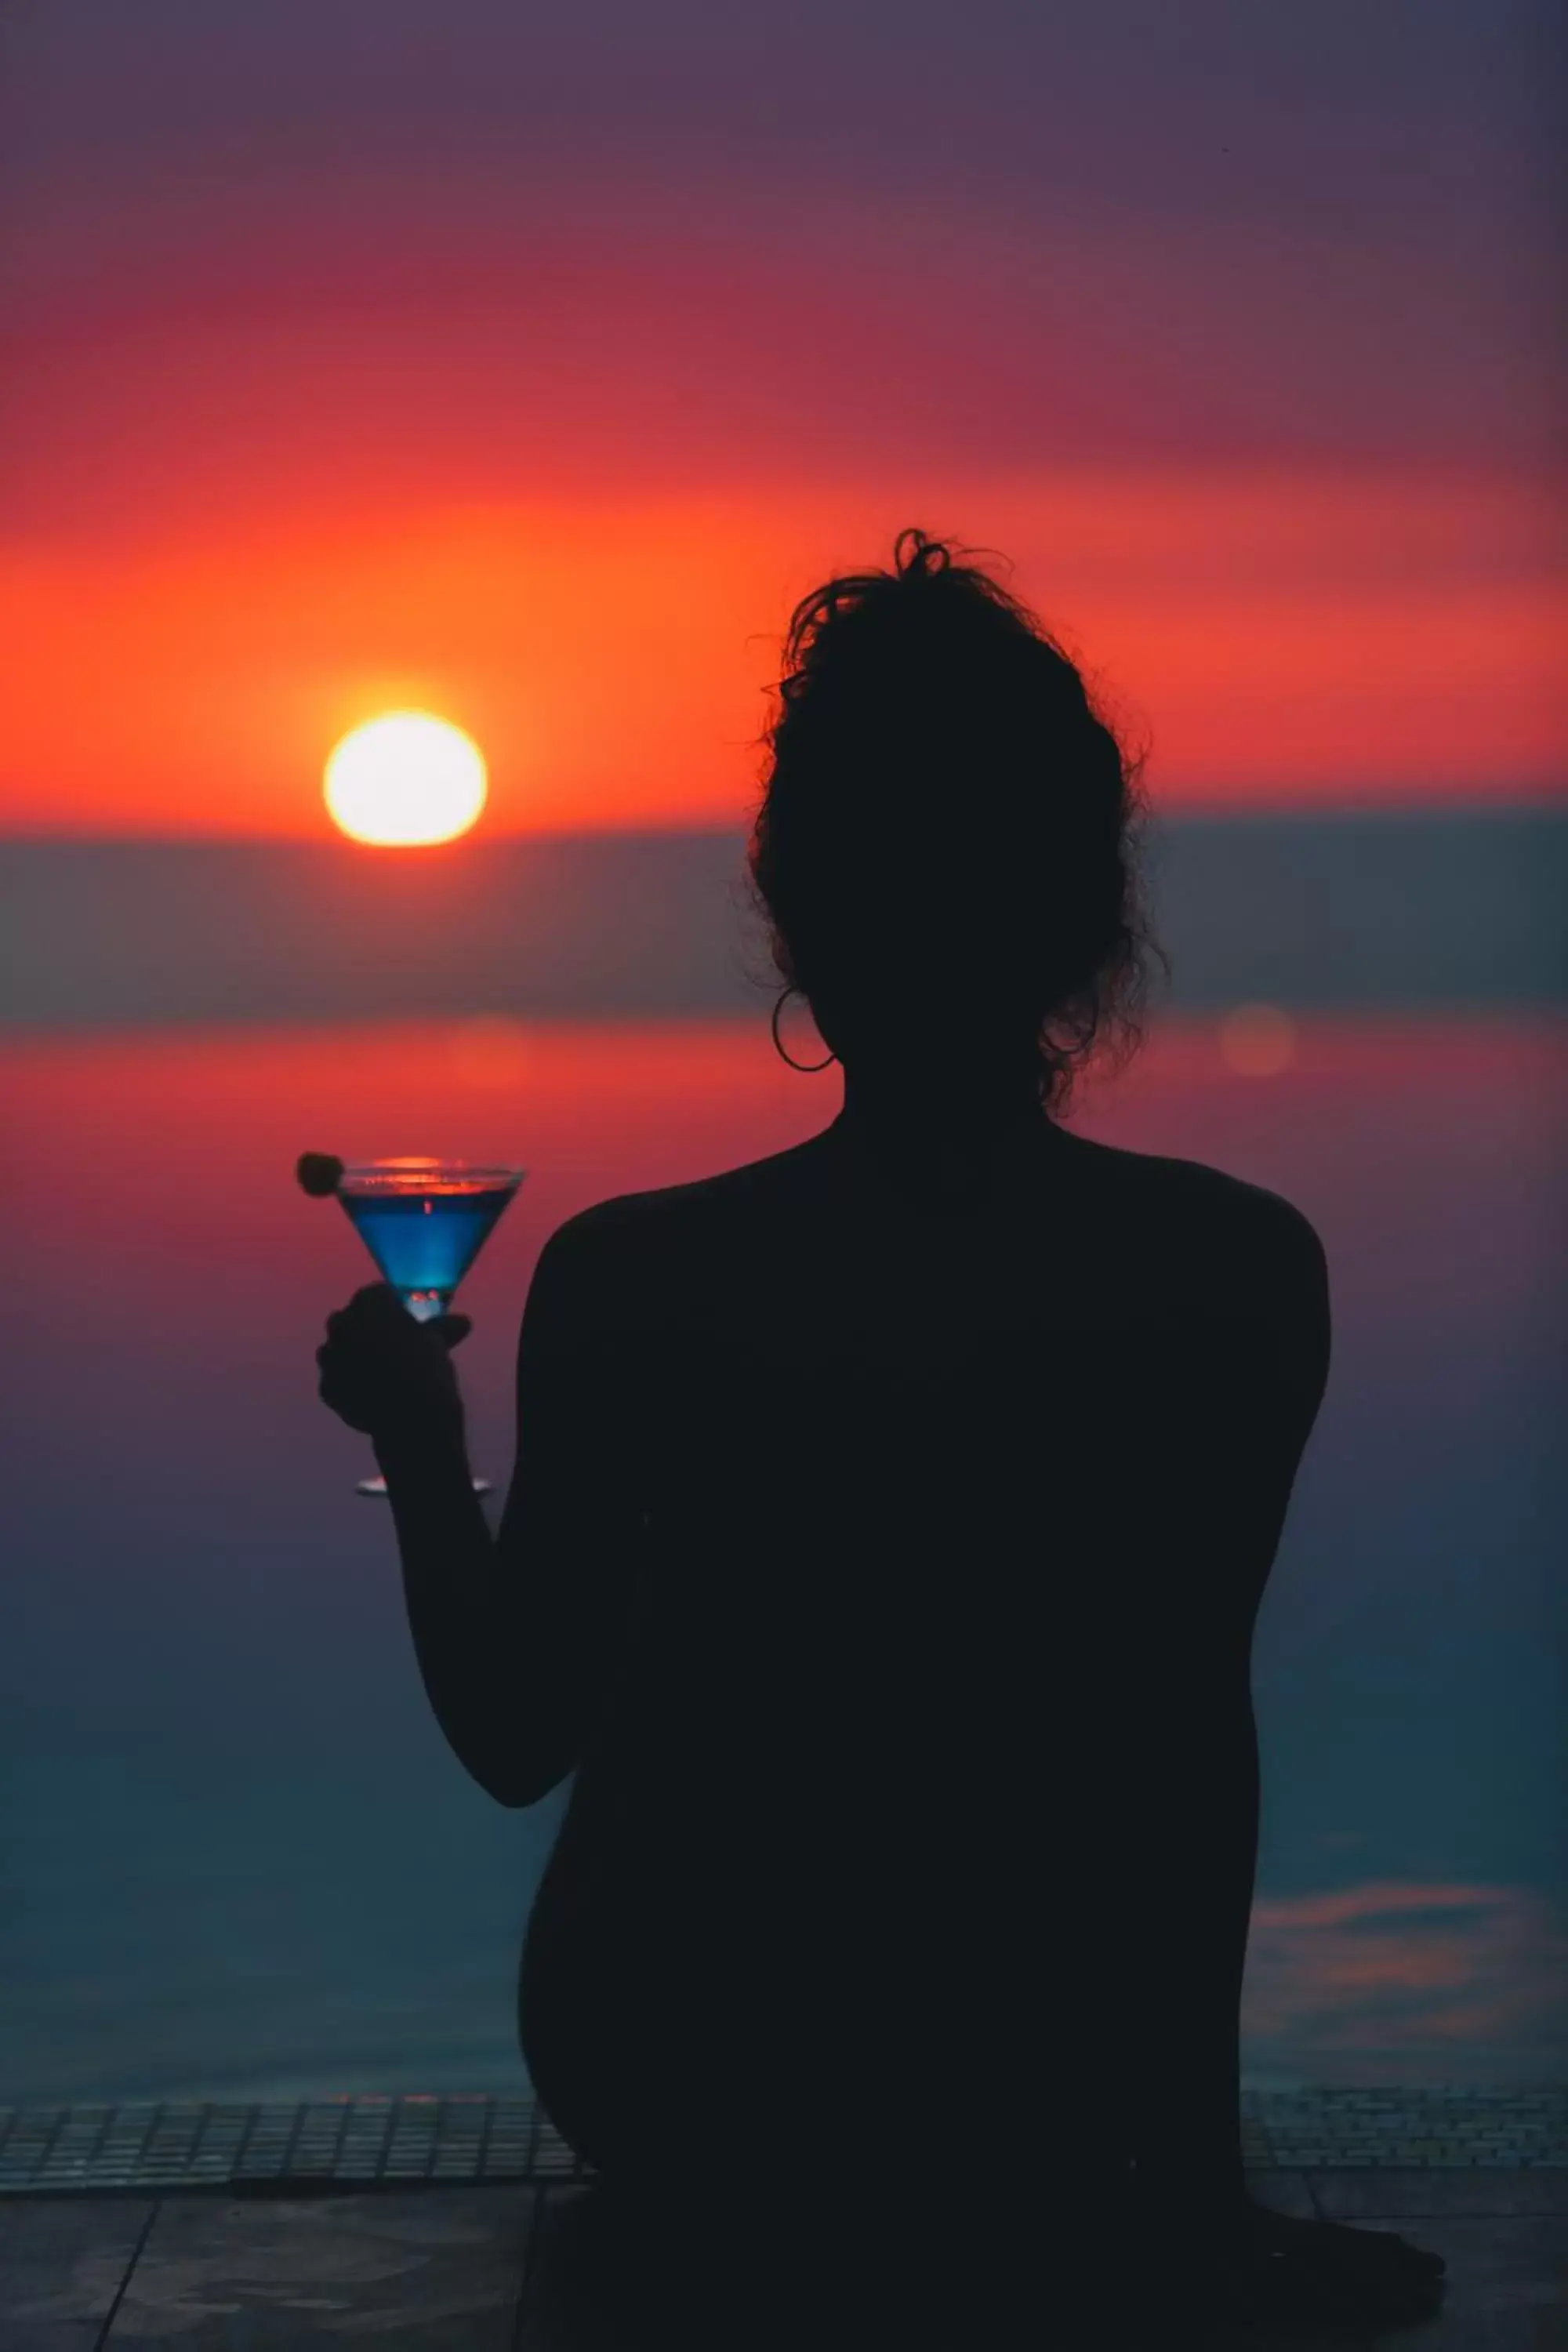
(746, 528), (1165, 1115)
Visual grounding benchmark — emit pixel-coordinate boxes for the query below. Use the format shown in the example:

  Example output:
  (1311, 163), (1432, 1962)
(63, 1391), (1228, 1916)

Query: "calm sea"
(2, 1011), (1563, 2102)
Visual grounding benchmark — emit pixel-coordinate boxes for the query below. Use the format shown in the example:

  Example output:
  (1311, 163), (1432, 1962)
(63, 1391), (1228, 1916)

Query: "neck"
(833, 1059), (1053, 1156)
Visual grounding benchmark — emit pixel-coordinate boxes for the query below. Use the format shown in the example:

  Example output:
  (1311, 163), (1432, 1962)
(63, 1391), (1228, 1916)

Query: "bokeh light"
(1218, 1002), (1298, 1077)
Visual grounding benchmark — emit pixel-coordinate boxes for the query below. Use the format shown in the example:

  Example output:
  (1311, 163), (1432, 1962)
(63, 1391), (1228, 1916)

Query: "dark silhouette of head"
(748, 528), (1164, 1116)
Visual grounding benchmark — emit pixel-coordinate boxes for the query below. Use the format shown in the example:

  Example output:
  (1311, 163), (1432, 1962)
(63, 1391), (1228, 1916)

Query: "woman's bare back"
(516, 1108), (1330, 2201)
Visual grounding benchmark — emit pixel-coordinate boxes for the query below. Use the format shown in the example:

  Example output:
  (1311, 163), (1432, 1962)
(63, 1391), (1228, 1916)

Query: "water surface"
(2, 1011), (1562, 2101)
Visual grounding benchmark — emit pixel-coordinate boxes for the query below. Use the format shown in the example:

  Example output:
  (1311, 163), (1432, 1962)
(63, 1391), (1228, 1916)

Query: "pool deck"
(3, 2093), (1565, 2347)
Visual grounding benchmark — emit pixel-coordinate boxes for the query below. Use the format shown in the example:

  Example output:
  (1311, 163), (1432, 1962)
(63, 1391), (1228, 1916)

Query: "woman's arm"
(1183, 1192), (1334, 1636)
(321, 1211), (648, 1807)
(373, 1392), (510, 1795)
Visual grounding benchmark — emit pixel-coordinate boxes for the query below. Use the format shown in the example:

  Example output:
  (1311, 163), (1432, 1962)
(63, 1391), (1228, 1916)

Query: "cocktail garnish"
(296, 1152), (345, 1197)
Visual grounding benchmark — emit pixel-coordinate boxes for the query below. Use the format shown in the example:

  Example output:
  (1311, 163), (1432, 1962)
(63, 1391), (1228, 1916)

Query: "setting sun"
(323, 712), (488, 846)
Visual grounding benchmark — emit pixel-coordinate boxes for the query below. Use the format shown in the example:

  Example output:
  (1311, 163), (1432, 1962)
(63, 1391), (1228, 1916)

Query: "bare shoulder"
(1062, 1127), (1328, 1306)
(525, 1135), (826, 1291)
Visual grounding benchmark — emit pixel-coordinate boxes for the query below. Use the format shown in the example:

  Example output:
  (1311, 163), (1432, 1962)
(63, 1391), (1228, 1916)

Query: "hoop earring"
(771, 985), (837, 1073)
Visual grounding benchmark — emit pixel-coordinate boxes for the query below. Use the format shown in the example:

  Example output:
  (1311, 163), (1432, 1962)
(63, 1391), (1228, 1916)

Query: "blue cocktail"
(333, 1158), (525, 1494)
(339, 1160), (523, 1323)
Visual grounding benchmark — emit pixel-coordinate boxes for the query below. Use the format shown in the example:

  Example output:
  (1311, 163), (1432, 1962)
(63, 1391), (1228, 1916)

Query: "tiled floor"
(2, 2165), (1565, 2348)
(4, 2090), (1564, 2196)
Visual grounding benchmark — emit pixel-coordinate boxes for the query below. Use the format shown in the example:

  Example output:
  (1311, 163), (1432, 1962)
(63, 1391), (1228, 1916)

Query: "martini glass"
(336, 1158), (525, 1497)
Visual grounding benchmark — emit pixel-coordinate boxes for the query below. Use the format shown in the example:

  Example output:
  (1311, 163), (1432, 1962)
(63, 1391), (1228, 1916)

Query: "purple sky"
(3, 0), (1559, 510)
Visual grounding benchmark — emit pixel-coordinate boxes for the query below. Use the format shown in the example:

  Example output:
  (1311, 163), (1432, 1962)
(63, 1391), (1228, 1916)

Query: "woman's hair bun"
(892, 528), (952, 580)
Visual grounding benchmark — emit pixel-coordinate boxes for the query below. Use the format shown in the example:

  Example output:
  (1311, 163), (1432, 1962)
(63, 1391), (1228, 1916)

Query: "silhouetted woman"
(317, 532), (1446, 2341)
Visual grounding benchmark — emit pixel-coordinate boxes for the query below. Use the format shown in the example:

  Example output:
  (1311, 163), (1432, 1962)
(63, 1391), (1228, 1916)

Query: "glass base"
(356, 1474), (493, 1497)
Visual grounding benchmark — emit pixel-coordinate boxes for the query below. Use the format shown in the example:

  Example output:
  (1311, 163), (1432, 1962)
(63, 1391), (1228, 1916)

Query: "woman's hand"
(315, 1283), (472, 1440)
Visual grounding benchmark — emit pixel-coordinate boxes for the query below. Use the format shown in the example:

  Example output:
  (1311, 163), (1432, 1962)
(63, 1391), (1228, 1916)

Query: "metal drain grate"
(1, 2089), (1563, 2195)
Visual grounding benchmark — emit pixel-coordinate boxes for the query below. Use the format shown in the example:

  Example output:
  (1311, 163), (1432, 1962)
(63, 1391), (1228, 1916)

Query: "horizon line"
(1, 791), (1565, 852)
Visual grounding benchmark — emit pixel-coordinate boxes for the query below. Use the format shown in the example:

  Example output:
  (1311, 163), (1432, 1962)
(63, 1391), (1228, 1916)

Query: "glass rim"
(338, 1158), (526, 1195)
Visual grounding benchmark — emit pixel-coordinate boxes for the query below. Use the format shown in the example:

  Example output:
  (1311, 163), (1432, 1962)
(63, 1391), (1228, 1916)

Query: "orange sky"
(4, 10), (1561, 838)
(2, 468), (1561, 837)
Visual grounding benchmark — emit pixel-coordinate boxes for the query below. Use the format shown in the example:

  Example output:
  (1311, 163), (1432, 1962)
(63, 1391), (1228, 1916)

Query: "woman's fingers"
(323, 1285), (405, 1345)
(315, 1283), (465, 1436)
(322, 1296), (473, 1355)
(327, 1282), (400, 1322)
(350, 1281), (406, 1320)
